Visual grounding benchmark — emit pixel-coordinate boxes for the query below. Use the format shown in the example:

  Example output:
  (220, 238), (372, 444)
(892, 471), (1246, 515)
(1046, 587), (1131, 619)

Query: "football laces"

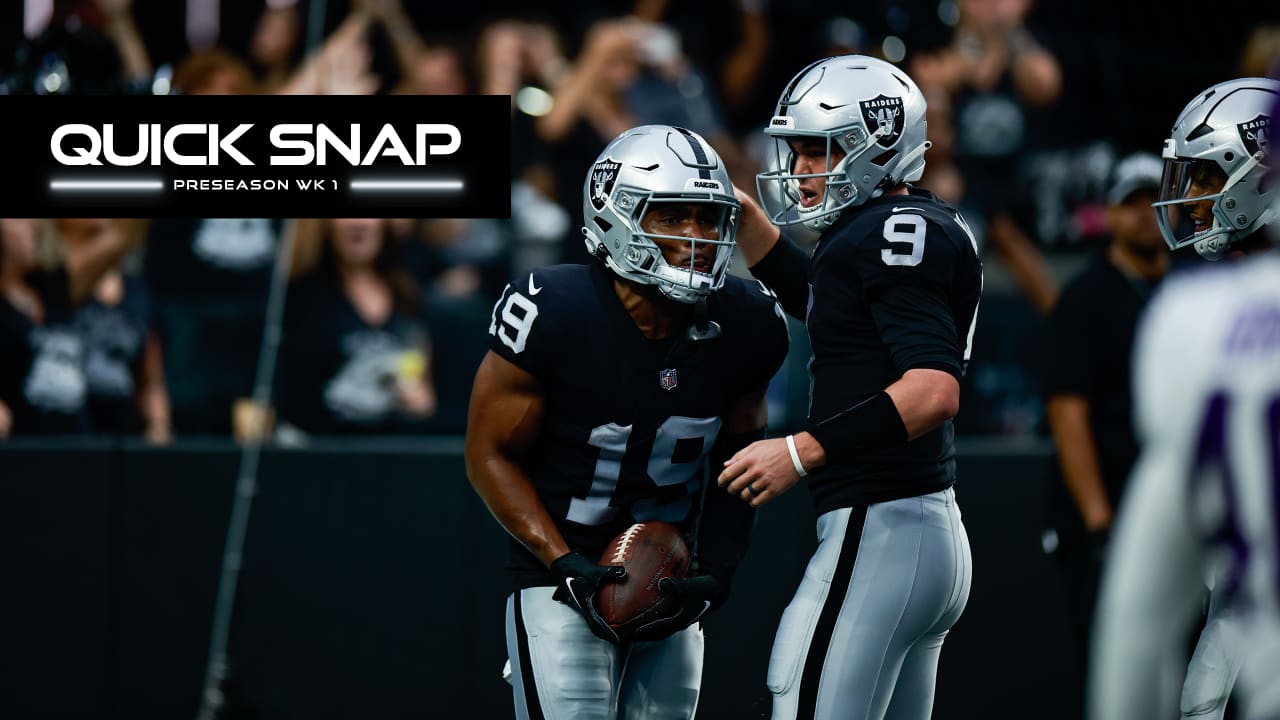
(610, 523), (646, 564)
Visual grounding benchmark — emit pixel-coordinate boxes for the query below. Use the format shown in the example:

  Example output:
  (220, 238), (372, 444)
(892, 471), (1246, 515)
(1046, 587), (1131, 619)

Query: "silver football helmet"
(1268, 89), (1280, 245)
(755, 55), (930, 233)
(582, 125), (739, 304)
(1154, 77), (1278, 260)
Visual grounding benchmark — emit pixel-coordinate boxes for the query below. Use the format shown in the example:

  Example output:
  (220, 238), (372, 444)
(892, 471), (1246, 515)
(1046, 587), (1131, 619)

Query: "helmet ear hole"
(631, 250), (655, 271)
(870, 149), (898, 167)
(1224, 152), (1235, 162)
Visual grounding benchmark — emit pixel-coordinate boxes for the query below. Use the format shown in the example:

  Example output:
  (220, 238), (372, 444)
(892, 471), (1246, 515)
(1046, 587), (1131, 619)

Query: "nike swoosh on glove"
(549, 551), (626, 644)
(630, 573), (729, 643)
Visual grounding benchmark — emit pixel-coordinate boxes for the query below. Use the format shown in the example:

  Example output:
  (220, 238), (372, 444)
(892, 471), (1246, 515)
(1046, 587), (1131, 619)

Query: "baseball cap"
(1107, 151), (1164, 205)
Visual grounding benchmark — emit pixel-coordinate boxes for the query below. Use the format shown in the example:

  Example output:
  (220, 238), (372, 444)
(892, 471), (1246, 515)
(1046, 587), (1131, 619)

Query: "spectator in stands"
(146, 50), (276, 436)
(2, 0), (151, 95)
(1240, 24), (1280, 79)
(911, 0), (1063, 315)
(397, 218), (510, 307)
(362, 0), (469, 96)
(247, 1), (304, 93)
(918, 86), (966, 207)
(145, 25), (379, 438)
(715, 0), (771, 124)
(534, 15), (745, 261)
(58, 219), (170, 444)
(388, 217), (511, 433)
(532, 16), (648, 247)
(171, 46), (256, 95)
(1041, 152), (1168, 717)
(93, 0), (151, 88)
(474, 18), (575, 275)
(1, 218), (144, 438)
(143, 211), (283, 437)
(275, 218), (435, 438)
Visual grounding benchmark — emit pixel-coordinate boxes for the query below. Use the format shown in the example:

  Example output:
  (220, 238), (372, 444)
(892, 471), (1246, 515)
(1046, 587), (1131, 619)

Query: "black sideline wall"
(1, 439), (1072, 719)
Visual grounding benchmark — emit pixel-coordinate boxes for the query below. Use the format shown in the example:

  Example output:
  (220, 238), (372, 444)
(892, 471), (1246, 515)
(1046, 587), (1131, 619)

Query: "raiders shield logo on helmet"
(859, 94), (905, 148)
(1238, 114), (1271, 158)
(590, 157), (622, 211)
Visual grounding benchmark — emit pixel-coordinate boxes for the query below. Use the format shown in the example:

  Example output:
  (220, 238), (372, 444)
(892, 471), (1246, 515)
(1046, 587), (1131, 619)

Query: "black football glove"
(631, 573), (729, 643)
(549, 551), (626, 645)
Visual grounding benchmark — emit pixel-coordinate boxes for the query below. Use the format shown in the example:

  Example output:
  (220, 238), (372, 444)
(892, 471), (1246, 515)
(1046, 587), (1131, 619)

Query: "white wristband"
(786, 434), (808, 478)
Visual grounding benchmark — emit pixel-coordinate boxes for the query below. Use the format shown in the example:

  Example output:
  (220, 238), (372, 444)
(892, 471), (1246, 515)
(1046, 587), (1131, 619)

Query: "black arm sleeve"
(748, 238), (809, 321)
(806, 390), (908, 466)
(695, 427), (767, 584)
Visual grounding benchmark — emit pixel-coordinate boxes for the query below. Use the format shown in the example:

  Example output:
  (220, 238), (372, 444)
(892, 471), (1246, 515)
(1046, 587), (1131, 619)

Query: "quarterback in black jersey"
(465, 125), (789, 719)
(720, 56), (980, 720)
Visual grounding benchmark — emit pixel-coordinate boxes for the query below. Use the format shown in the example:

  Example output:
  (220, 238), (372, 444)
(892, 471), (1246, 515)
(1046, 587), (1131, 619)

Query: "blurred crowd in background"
(2, 0), (1279, 445)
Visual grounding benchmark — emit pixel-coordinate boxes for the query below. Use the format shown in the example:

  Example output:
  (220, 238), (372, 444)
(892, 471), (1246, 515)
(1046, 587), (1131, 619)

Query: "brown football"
(596, 521), (691, 634)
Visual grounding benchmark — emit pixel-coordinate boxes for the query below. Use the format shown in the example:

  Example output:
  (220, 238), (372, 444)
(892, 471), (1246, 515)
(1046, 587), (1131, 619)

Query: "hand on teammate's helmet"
(549, 551), (626, 644)
(631, 573), (729, 643)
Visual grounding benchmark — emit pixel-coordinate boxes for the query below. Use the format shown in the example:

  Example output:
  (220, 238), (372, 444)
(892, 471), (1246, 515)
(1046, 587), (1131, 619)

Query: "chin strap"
(1194, 233), (1230, 261)
(687, 296), (721, 342)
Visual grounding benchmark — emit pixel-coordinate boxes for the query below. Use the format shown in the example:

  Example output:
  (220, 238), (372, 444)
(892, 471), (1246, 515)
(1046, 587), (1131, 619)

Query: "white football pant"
(505, 586), (704, 720)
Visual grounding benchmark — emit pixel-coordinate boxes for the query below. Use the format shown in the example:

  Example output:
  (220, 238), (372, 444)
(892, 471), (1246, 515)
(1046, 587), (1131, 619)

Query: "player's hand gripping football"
(549, 551), (627, 644)
(631, 573), (729, 642)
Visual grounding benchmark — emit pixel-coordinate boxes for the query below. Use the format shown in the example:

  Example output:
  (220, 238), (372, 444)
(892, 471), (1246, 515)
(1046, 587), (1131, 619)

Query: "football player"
(465, 124), (790, 719)
(1089, 77), (1280, 720)
(718, 55), (982, 720)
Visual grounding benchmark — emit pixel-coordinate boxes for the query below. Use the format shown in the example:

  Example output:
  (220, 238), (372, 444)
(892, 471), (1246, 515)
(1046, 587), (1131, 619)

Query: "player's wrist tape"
(806, 391), (908, 466)
(785, 434), (808, 478)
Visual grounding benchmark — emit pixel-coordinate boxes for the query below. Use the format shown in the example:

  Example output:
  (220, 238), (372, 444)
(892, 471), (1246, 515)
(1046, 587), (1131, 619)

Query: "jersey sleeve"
(854, 213), (966, 378)
(486, 269), (561, 379)
(1042, 278), (1100, 397)
(743, 280), (791, 388)
(747, 235), (810, 321)
(1130, 278), (1206, 445)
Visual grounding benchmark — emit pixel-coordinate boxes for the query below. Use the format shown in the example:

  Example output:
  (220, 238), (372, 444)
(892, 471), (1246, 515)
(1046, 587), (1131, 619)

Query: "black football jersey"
(487, 263), (790, 589)
(754, 187), (983, 513)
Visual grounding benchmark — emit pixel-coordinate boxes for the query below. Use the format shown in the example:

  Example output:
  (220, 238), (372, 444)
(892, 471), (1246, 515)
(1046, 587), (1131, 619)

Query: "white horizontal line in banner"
(49, 179), (165, 192)
(348, 179), (465, 192)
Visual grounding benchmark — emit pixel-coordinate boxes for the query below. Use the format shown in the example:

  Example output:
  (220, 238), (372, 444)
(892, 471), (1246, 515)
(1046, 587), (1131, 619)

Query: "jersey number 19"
(567, 416), (723, 527)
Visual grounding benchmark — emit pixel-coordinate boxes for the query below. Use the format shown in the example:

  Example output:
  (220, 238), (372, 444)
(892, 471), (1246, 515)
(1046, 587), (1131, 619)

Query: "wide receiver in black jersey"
(719, 55), (981, 720)
(465, 124), (789, 719)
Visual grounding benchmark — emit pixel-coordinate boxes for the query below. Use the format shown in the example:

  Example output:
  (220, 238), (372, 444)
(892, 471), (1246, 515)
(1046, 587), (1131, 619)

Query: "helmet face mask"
(755, 55), (930, 233)
(605, 192), (738, 303)
(1153, 78), (1278, 260)
(756, 128), (865, 231)
(582, 125), (740, 304)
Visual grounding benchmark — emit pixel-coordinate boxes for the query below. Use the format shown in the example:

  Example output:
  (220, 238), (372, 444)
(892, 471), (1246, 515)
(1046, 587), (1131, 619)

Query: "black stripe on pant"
(514, 590), (546, 720)
(798, 506), (868, 719)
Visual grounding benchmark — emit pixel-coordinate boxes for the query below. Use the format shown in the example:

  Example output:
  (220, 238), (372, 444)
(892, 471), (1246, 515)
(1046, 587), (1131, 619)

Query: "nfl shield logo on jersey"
(658, 368), (678, 391)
